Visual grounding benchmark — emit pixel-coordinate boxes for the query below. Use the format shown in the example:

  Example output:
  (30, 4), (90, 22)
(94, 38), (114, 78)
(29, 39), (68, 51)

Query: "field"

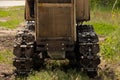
(0, 6), (120, 80)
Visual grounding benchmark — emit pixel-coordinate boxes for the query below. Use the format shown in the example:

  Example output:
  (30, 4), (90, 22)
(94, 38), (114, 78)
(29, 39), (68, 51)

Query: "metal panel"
(76, 0), (90, 22)
(38, 6), (71, 37)
(36, 0), (75, 43)
(38, 0), (71, 3)
(25, 0), (35, 20)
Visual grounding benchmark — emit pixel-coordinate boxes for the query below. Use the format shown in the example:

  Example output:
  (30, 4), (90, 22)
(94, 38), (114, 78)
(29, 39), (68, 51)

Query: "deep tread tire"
(76, 24), (100, 78)
(13, 29), (35, 76)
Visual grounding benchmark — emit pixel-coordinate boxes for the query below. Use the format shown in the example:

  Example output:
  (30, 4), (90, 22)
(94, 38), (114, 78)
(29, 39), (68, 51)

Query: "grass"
(101, 27), (120, 61)
(86, 9), (120, 36)
(88, 9), (120, 61)
(90, 22), (118, 35)
(28, 70), (88, 80)
(87, 8), (120, 63)
(15, 69), (88, 80)
(0, 50), (13, 64)
(0, 6), (24, 29)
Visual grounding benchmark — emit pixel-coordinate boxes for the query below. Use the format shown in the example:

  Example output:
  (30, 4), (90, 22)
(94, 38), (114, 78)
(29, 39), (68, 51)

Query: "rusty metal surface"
(25, 0), (90, 21)
(36, 0), (75, 45)
(38, 0), (71, 3)
(25, 0), (34, 20)
(24, 0), (90, 47)
(76, 0), (90, 22)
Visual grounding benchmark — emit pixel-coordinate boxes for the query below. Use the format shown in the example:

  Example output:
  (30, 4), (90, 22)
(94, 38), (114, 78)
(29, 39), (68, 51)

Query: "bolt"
(89, 48), (92, 51)
(62, 43), (64, 46)
(81, 56), (84, 59)
(62, 48), (64, 50)
(46, 44), (48, 46)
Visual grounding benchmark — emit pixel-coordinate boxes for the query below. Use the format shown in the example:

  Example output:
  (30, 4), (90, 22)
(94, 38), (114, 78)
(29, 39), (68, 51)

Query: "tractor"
(13, 0), (100, 78)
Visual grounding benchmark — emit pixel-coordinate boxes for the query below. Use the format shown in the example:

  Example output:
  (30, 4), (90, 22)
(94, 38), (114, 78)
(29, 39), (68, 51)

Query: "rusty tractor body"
(13, 0), (100, 78)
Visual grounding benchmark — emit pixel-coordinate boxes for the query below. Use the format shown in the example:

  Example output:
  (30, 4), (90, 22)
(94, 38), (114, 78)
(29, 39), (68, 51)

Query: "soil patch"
(99, 35), (106, 42)
(0, 26), (24, 50)
(0, 35), (14, 50)
(0, 64), (14, 80)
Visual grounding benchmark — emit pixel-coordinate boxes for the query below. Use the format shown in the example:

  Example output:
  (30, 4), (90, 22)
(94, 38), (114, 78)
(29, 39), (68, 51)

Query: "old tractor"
(13, 0), (100, 78)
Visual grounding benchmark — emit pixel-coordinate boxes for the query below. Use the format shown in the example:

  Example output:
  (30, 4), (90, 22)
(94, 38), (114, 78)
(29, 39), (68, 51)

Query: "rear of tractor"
(13, 0), (100, 78)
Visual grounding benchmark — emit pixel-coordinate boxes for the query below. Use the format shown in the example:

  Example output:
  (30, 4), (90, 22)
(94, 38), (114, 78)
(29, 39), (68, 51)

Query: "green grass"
(27, 70), (88, 80)
(0, 6), (24, 29)
(88, 9), (120, 61)
(90, 22), (118, 35)
(101, 27), (120, 61)
(86, 10), (120, 36)
(15, 69), (88, 80)
(0, 50), (13, 64)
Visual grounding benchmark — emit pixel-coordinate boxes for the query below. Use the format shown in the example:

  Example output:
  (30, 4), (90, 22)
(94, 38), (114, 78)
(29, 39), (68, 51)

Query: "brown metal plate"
(76, 0), (90, 21)
(38, 0), (71, 3)
(36, 0), (75, 44)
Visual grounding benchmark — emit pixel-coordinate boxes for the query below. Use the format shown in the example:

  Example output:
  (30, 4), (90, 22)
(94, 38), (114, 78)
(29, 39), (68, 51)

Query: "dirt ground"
(0, 28), (16, 80)
(0, 24), (25, 80)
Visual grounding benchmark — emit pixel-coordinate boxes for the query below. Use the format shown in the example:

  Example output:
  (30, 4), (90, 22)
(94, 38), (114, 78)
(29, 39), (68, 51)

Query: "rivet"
(62, 48), (64, 50)
(46, 44), (48, 46)
(62, 43), (64, 46)
(81, 56), (84, 59)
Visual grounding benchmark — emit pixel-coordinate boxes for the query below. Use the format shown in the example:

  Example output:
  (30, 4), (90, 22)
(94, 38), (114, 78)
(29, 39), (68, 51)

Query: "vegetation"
(91, 0), (120, 10)
(0, 50), (13, 64)
(101, 27), (120, 60)
(89, 9), (120, 61)
(0, 6), (24, 29)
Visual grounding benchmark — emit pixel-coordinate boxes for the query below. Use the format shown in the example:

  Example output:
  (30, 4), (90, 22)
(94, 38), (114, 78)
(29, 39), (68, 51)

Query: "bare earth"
(0, 23), (24, 50)
(0, 30), (15, 80)
(0, 23), (25, 80)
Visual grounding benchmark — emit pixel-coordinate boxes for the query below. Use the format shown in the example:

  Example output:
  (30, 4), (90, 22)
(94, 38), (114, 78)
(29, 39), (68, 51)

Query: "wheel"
(13, 57), (33, 76)
(26, 21), (35, 31)
(76, 24), (100, 78)
(13, 29), (35, 76)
